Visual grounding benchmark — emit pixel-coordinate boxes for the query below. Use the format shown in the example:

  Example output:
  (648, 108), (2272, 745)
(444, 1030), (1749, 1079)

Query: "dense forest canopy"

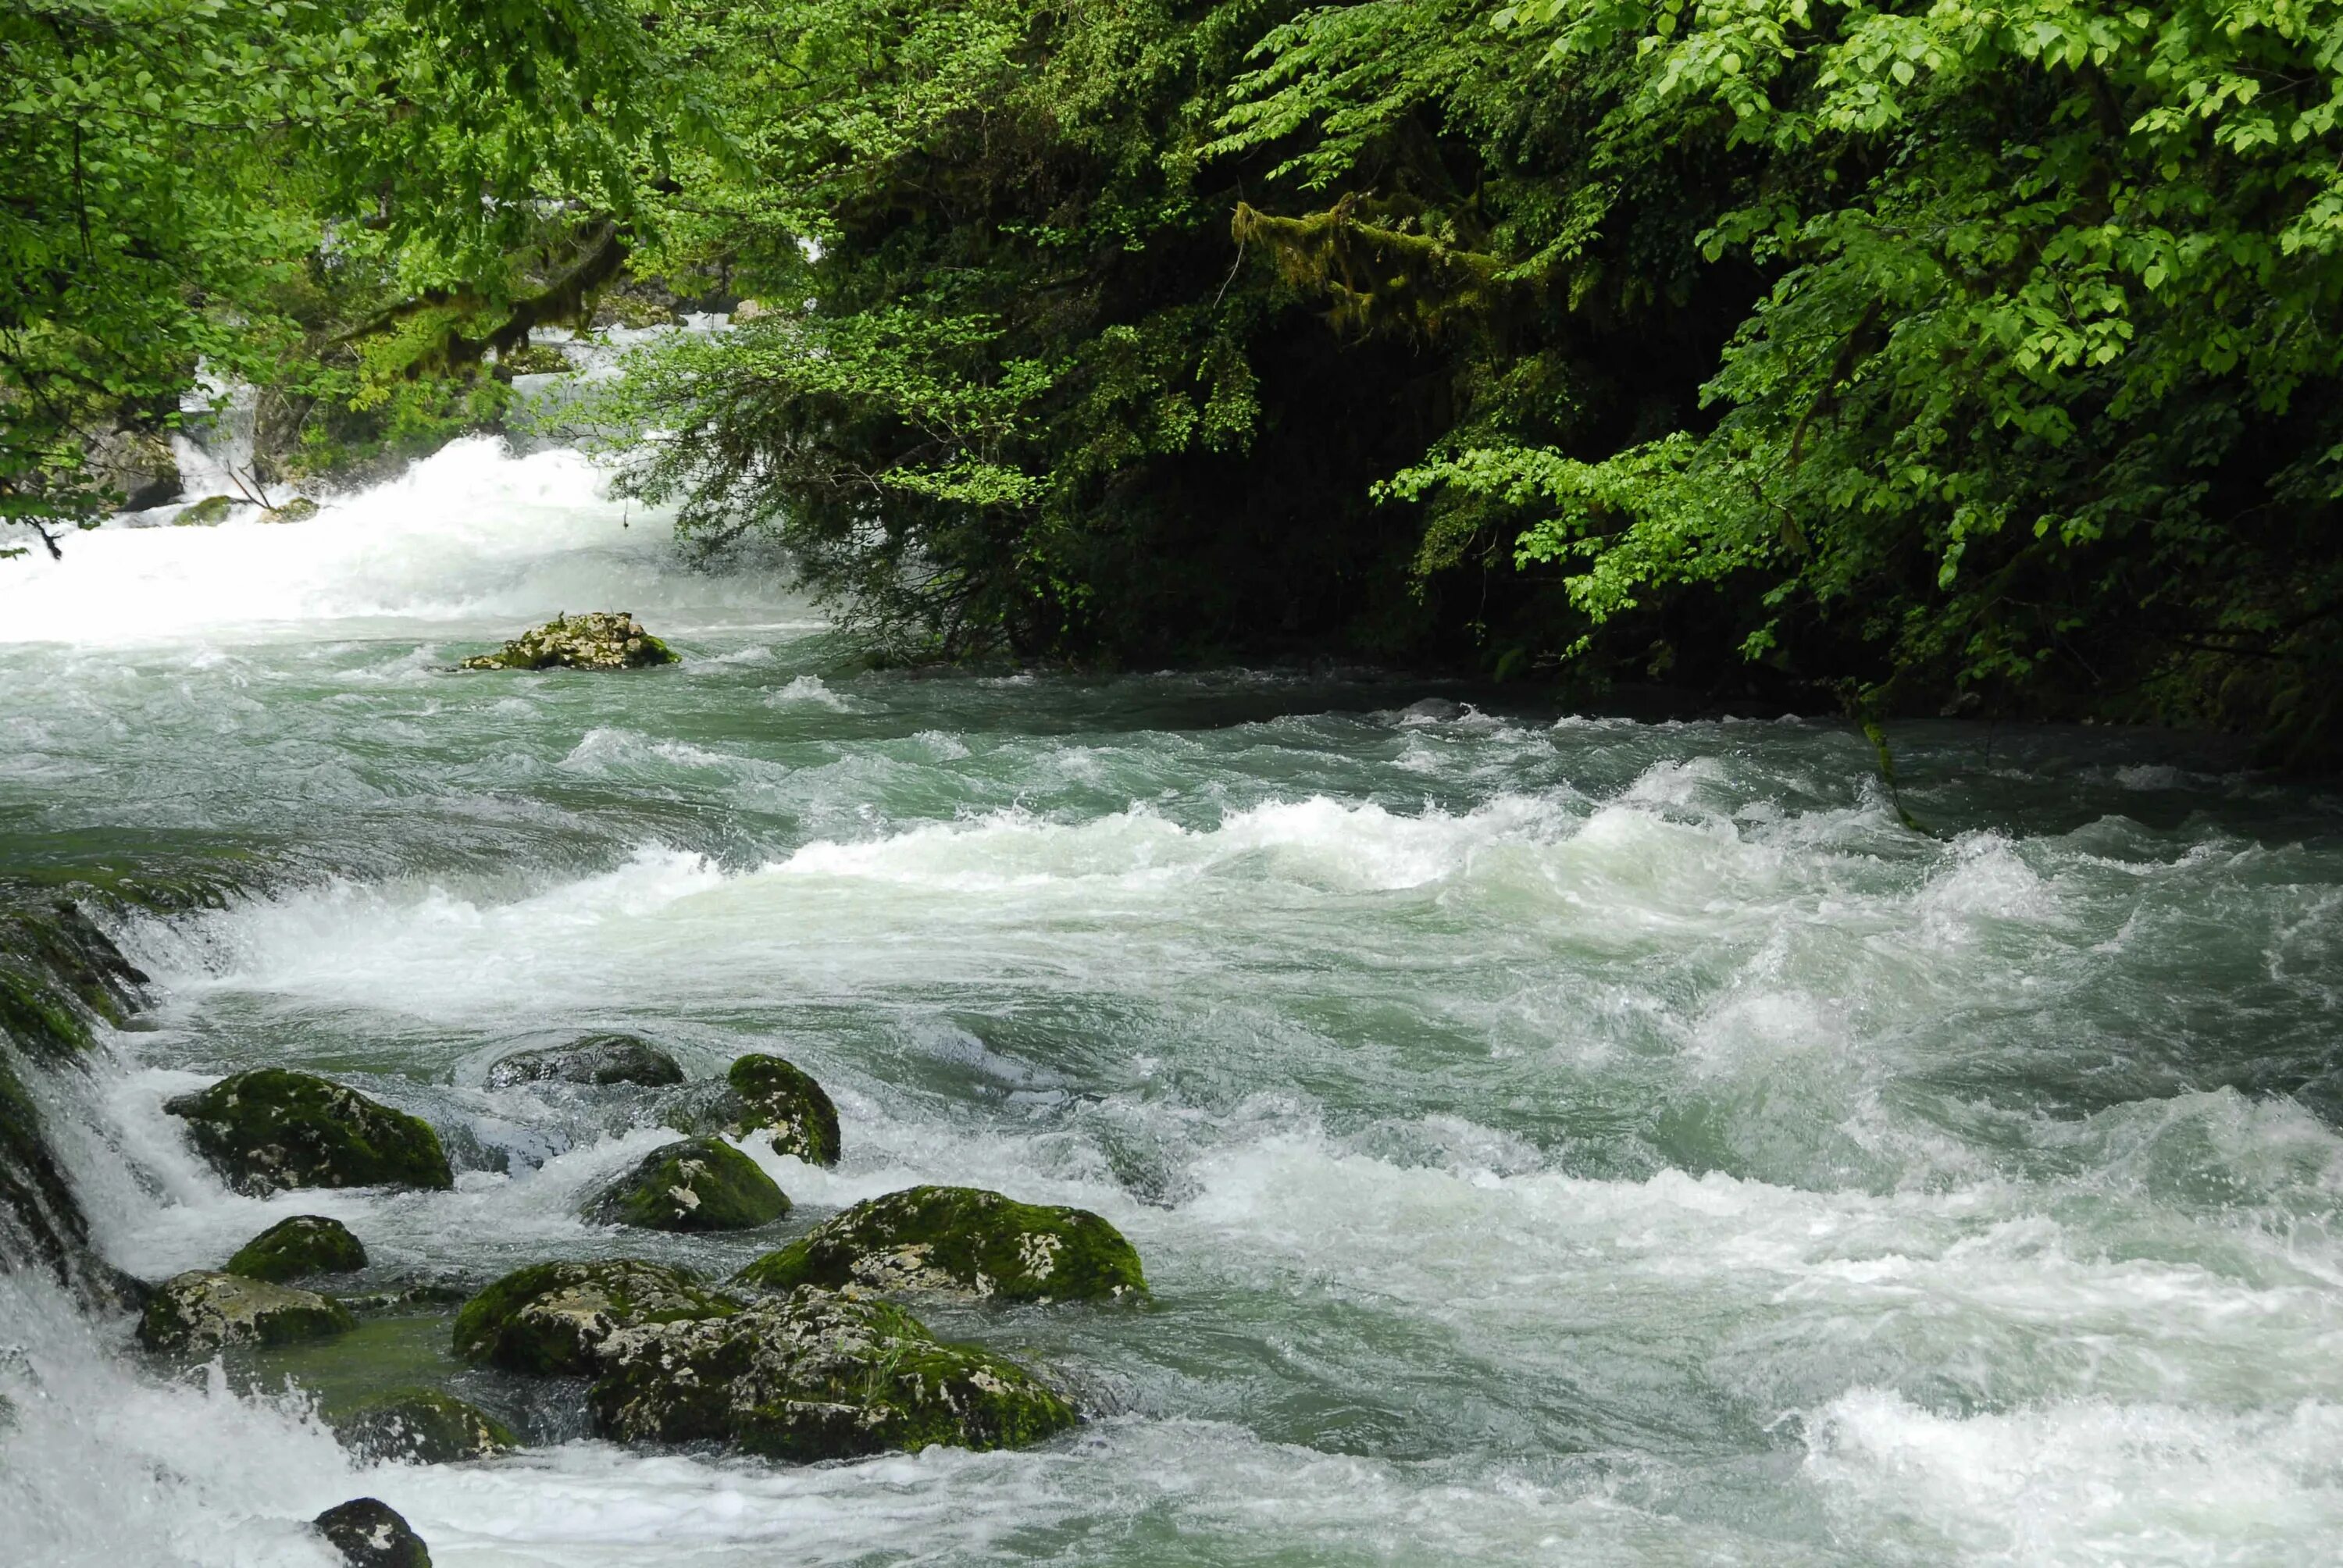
(8, 0), (2343, 761)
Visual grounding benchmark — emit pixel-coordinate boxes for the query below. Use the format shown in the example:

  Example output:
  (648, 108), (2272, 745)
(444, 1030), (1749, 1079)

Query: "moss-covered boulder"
(485, 1034), (683, 1090)
(225, 1214), (367, 1283)
(452, 1259), (741, 1375)
(173, 494), (234, 526)
(332, 1389), (519, 1464)
(589, 1286), (1076, 1461)
(587, 1136), (790, 1232)
(458, 612), (676, 672)
(315, 1497), (432, 1567)
(263, 497), (319, 523)
(734, 1185), (1147, 1305)
(137, 1269), (356, 1352)
(660, 1053), (840, 1166)
(163, 1069), (452, 1196)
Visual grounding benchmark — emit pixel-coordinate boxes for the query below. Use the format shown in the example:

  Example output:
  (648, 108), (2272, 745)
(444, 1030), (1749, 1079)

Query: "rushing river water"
(4, 438), (2343, 1565)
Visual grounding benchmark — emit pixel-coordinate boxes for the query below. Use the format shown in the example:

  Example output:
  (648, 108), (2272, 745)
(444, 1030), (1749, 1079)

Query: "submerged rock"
(137, 1269), (355, 1352)
(225, 1214), (367, 1283)
(660, 1053), (840, 1166)
(587, 1136), (790, 1232)
(734, 1185), (1147, 1304)
(332, 1389), (518, 1464)
(163, 1069), (453, 1196)
(484, 1034), (684, 1090)
(314, 1497), (432, 1567)
(589, 1286), (1076, 1461)
(458, 612), (677, 672)
(452, 1259), (742, 1375)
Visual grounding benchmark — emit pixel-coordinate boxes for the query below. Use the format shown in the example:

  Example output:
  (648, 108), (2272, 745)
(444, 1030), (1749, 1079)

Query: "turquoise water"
(3, 439), (2342, 1565)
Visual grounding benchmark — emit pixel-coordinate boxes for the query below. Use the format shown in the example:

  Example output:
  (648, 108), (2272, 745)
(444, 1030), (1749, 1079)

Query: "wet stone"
(734, 1185), (1147, 1304)
(587, 1136), (790, 1232)
(458, 611), (677, 672)
(225, 1214), (367, 1283)
(484, 1034), (685, 1089)
(314, 1497), (432, 1567)
(332, 1388), (518, 1464)
(452, 1259), (742, 1376)
(660, 1053), (840, 1166)
(137, 1269), (355, 1353)
(588, 1285), (1077, 1461)
(163, 1069), (452, 1196)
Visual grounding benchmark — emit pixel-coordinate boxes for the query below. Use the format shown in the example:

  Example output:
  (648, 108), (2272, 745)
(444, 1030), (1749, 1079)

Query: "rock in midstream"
(734, 1185), (1147, 1303)
(590, 1286), (1076, 1460)
(314, 1497), (432, 1566)
(451, 1259), (744, 1375)
(163, 1069), (452, 1196)
(483, 1033), (685, 1089)
(660, 1052), (840, 1166)
(224, 1213), (367, 1282)
(458, 611), (677, 672)
(331, 1389), (518, 1464)
(585, 1135), (790, 1231)
(137, 1270), (356, 1352)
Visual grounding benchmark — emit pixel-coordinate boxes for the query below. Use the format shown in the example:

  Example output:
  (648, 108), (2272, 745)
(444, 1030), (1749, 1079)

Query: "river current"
(4, 439), (2342, 1565)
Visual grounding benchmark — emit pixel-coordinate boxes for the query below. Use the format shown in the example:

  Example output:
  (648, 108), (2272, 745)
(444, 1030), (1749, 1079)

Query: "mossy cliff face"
(458, 612), (678, 672)
(164, 1069), (453, 1196)
(138, 1269), (356, 1352)
(332, 1389), (518, 1464)
(0, 901), (148, 1306)
(735, 1186), (1147, 1304)
(484, 1034), (683, 1089)
(587, 1136), (790, 1231)
(226, 1214), (368, 1282)
(587, 1286), (1077, 1461)
(452, 1259), (742, 1375)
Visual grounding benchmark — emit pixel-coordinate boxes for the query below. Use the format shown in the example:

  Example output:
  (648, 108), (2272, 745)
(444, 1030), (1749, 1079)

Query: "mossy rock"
(588, 1285), (1076, 1461)
(226, 1214), (368, 1282)
(173, 494), (234, 526)
(497, 342), (573, 376)
(734, 1185), (1147, 1305)
(659, 1053), (840, 1166)
(452, 1259), (742, 1375)
(484, 1034), (683, 1090)
(587, 1136), (790, 1232)
(138, 1269), (356, 1352)
(332, 1388), (518, 1464)
(163, 1069), (452, 1196)
(263, 497), (319, 522)
(458, 611), (677, 672)
(315, 1497), (432, 1567)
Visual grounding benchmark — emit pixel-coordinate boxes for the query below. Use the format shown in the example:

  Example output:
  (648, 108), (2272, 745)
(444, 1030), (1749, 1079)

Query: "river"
(3, 437), (2342, 1565)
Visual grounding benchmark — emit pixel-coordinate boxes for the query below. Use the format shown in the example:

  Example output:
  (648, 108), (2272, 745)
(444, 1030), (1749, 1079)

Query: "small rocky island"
(459, 611), (677, 671)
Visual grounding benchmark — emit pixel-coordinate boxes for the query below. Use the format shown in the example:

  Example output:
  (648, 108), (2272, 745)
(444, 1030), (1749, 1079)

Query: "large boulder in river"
(332, 1388), (518, 1464)
(484, 1033), (683, 1089)
(589, 1285), (1076, 1461)
(662, 1053), (840, 1166)
(458, 611), (677, 672)
(452, 1259), (741, 1375)
(587, 1136), (790, 1231)
(225, 1214), (367, 1282)
(314, 1497), (432, 1567)
(734, 1185), (1147, 1304)
(137, 1269), (355, 1352)
(164, 1069), (452, 1196)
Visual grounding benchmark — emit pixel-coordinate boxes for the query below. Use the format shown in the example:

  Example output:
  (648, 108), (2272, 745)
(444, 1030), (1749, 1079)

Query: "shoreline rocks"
(164, 1069), (452, 1196)
(735, 1185), (1147, 1305)
(137, 1270), (355, 1352)
(587, 1136), (790, 1232)
(590, 1285), (1076, 1461)
(225, 1214), (367, 1283)
(452, 1259), (741, 1375)
(458, 612), (677, 672)
(485, 1034), (684, 1089)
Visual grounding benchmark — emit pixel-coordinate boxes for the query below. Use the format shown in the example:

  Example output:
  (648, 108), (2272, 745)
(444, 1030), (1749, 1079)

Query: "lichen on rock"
(458, 611), (677, 672)
(734, 1185), (1147, 1305)
(225, 1213), (368, 1282)
(332, 1388), (519, 1464)
(451, 1258), (743, 1375)
(587, 1285), (1076, 1461)
(485, 1034), (684, 1089)
(137, 1269), (356, 1352)
(586, 1135), (790, 1232)
(163, 1069), (453, 1196)
(660, 1053), (840, 1166)
(315, 1496), (433, 1567)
